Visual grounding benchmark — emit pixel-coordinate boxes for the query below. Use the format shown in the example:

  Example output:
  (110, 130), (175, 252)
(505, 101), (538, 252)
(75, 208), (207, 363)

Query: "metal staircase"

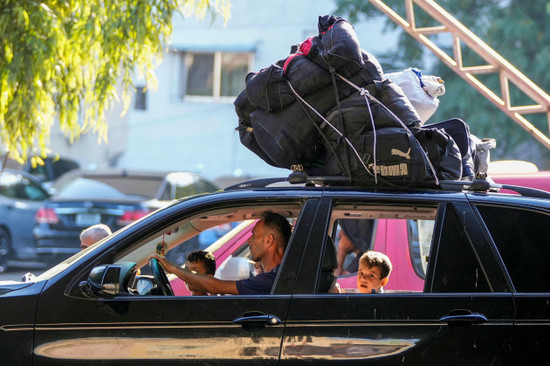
(368, 0), (550, 150)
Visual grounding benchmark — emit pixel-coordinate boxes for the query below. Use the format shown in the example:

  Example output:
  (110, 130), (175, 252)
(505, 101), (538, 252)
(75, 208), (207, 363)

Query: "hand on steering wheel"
(148, 257), (174, 296)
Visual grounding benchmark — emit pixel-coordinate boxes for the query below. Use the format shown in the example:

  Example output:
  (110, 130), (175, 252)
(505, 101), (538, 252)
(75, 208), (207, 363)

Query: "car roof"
(0, 168), (46, 184)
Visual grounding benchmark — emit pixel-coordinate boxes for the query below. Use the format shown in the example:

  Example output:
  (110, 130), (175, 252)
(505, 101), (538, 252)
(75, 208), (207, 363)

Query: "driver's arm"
(153, 255), (239, 295)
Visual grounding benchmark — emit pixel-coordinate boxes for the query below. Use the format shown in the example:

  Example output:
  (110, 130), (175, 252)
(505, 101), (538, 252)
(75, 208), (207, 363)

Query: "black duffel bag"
(413, 127), (463, 180)
(325, 127), (428, 183)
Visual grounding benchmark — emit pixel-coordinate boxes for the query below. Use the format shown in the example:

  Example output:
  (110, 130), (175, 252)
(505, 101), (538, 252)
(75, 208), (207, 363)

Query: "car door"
(473, 199), (550, 364)
(281, 195), (515, 365)
(32, 196), (320, 365)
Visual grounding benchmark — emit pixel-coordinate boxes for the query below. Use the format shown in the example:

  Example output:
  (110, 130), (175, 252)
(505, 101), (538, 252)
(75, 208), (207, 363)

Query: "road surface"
(0, 261), (47, 282)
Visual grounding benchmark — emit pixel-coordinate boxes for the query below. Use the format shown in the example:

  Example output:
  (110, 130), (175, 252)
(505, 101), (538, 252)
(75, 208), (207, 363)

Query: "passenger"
(80, 224), (112, 250)
(356, 251), (393, 294)
(184, 250), (216, 296)
(151, 211), (291, 295)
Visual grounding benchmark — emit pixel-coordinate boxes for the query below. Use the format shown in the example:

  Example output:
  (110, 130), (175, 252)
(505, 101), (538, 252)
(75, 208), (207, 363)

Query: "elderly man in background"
(80, 224), (112, 250)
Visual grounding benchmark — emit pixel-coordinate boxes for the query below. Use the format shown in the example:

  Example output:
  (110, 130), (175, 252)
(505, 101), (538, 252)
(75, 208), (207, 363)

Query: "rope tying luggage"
(336, 73), (440, 186)
(286, 80), (374, 181)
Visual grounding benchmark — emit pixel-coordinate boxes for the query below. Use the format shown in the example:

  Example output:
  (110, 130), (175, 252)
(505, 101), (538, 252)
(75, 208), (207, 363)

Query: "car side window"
(327, 203), (438, 294)
(0, 175), (47, 201)
(20, 178), (49, 201)
(110, 203), (303, 297)
(174, 183), (200, 199)
(428, 205), (491, 293)
(0, 182), (16, 198)
(158, 184), (172, 200)
(476, 204), (550, 293)
(195, 179), (218, 194)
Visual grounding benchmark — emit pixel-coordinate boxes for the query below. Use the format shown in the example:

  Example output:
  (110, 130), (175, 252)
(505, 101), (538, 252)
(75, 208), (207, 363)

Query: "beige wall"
(48, 91), (129, 170)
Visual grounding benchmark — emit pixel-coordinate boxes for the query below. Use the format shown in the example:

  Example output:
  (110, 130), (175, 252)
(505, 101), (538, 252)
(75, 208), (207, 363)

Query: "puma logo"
(391, 147), (411, 160)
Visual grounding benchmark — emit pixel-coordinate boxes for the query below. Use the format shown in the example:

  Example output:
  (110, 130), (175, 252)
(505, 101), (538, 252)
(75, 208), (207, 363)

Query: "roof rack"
(224, 172), (550, 200)
(439, 178), (550, 199)
(223, 173), (352, 190)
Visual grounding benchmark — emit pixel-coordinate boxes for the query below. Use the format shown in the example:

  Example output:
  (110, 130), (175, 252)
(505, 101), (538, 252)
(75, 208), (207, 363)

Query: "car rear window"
(476, 204), (550, 293)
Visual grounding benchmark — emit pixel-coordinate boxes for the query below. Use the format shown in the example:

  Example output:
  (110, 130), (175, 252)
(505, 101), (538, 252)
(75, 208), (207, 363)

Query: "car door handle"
(233, 313), (281, 331)
(440, 311), (488, 327)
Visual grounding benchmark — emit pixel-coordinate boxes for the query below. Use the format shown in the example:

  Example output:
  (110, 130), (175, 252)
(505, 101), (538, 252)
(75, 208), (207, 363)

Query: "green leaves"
(0, 0), (230, 163)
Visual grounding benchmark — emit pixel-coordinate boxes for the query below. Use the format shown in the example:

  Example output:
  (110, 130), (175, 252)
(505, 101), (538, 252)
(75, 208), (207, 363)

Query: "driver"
(151, 211), (291, 295)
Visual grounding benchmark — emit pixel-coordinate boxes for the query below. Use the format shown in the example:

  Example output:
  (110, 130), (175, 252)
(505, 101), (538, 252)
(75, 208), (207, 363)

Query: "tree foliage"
(336, 0), (550, 167)
(0, 0), (230, 165)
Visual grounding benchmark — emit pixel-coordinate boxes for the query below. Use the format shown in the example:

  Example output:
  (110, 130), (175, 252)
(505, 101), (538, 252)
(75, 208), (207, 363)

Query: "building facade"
(48, 0), (397, 184)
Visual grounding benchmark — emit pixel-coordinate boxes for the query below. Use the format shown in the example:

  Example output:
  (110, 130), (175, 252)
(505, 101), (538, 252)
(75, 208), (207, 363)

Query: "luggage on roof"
(234, 15), (485, 186)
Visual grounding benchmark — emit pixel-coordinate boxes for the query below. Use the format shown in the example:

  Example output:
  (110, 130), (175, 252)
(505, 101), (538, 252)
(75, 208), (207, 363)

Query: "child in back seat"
(184, 250), (216, 296)
(356, 251), (393, 294)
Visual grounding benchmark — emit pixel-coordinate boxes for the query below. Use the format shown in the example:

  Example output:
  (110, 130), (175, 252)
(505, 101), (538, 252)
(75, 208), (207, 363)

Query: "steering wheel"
(148, 258), (174, 296)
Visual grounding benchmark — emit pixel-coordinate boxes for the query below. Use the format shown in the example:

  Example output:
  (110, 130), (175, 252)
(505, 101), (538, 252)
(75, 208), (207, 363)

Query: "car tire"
(0, 228), (11, 273)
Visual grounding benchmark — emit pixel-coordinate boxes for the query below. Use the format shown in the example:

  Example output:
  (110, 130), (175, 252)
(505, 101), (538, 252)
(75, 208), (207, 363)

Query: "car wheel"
(0, 228), (11, 273)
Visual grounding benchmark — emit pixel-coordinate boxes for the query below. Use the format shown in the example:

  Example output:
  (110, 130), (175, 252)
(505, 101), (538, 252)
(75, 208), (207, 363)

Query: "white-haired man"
(80, 224), (112, 250)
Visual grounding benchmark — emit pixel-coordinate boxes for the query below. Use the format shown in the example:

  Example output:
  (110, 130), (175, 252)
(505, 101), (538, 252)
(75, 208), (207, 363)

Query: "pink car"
(491, 170), (550, 193)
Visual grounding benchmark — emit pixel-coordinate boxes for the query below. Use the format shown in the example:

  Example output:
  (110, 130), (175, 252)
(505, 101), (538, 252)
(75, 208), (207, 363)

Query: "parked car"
(491, 170), (550, 193)
(2, 155), (80, 188)
(33, 169), (219, 266)
(2, 175), (550, 365)
(0, 169), (50, 272)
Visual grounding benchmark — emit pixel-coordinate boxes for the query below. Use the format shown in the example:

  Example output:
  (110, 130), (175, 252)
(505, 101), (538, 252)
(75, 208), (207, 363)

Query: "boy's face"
(357, 262), (388, 294)
(185, 260), (208, 275)
(185, 260), (210, 295)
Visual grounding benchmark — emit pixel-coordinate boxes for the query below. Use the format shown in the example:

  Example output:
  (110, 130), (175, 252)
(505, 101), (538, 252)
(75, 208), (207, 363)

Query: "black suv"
(1, 176), (550, 365)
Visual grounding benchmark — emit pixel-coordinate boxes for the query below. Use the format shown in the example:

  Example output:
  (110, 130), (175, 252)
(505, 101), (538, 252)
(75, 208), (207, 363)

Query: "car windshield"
(54, 176), (164, 200)
(34, 235), (112, 281)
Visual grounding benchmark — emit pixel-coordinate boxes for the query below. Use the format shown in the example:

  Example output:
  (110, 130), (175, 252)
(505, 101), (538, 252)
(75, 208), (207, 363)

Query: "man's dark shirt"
(236, 265), (279, 295)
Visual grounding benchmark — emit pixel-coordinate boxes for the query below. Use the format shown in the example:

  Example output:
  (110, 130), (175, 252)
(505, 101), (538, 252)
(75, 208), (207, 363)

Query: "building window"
(180, 51), (252, 99)
(135, 86), (147, 110)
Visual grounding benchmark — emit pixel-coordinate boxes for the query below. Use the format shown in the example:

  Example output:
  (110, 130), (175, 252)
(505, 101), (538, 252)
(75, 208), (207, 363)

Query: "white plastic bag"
(386, 68), (445, 125)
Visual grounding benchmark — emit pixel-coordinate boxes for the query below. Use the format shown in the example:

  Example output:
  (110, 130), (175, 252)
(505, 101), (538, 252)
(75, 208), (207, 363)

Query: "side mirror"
(80, 262), (136, 298)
